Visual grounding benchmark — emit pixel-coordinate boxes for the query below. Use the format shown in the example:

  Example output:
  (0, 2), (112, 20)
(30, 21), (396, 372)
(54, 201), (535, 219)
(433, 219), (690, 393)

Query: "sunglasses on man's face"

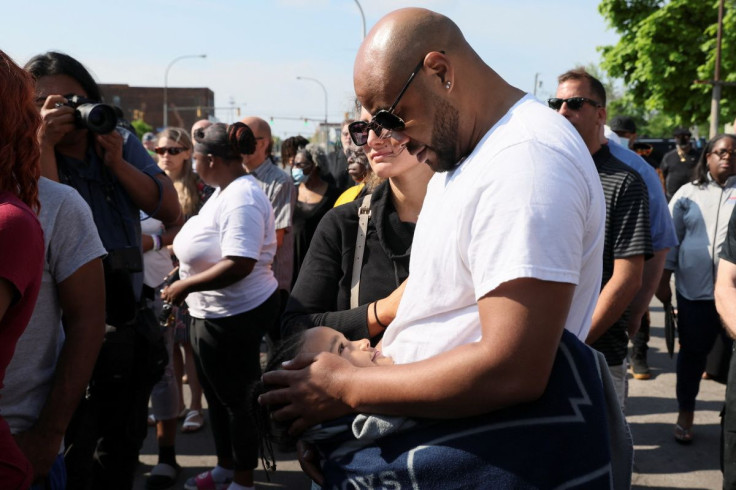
(349, 51), (445, 146)
(154, 146), (186, 156)
(547, 97), (602, 111)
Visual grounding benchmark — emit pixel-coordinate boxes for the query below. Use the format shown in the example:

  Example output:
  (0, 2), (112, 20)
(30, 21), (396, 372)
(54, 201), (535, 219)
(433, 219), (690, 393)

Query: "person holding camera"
(25, 51), (182, 490)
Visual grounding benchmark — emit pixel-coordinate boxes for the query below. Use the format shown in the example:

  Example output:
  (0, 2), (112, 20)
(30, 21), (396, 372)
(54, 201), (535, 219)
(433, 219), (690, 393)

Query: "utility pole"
(709, 0), (725, 138)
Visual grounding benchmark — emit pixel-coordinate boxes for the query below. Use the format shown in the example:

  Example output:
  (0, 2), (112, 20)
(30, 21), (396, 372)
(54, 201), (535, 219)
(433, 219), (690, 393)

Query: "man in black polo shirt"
(553, 68), (652, 410)
(660, 127), (700, 201)
(714, 205), (736, 488)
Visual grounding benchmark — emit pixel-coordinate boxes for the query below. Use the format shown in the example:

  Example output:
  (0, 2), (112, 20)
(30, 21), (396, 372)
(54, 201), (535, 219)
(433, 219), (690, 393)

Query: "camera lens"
(76, 103), (118, 134)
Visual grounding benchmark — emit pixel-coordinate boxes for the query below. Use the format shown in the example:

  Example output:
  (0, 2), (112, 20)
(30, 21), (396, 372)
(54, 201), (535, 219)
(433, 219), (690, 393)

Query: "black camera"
(158, 268), (181, 326)
(63, 94), (118, 134)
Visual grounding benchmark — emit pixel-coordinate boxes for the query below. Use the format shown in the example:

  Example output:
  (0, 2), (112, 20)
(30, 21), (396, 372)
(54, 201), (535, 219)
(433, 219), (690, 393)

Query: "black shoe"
(630, 357), (651, 380)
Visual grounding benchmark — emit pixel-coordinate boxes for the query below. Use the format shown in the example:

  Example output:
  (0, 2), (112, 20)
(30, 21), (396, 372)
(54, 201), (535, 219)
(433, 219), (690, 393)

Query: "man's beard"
(431, 97), (460, 172)
(407, 96), (460, 173)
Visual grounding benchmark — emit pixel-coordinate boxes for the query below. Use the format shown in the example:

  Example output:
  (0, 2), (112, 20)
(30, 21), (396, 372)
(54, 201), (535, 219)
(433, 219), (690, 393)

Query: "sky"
(2, 0), (620, 139)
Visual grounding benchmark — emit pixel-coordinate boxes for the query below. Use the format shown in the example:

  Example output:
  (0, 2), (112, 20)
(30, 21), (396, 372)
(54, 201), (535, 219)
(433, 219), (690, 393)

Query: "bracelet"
(151, 234), (162, 252)
(373, 301), (389, 329)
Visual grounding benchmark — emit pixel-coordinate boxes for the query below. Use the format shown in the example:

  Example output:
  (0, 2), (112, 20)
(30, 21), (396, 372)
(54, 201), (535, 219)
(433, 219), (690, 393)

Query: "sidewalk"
(628, 304), (725, 489)
(134, 302), (726, 489)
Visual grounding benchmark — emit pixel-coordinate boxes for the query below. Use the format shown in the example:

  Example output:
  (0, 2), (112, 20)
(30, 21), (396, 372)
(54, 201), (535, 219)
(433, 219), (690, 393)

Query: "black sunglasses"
(547, 97), (602, 111)
(154, 146), (186, 156)
(349, 51), (444, 146)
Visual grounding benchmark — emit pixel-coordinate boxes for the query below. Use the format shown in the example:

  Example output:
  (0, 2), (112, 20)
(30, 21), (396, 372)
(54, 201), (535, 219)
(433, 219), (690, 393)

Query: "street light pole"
(163, 54), (206, 128)
(353, 0), (366, 39)
(709, 0), (725, 138)
(296, 76), (328, 124)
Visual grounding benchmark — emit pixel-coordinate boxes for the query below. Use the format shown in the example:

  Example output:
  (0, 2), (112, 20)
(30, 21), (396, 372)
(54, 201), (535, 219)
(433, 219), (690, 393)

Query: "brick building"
(99, 84), (215, 132)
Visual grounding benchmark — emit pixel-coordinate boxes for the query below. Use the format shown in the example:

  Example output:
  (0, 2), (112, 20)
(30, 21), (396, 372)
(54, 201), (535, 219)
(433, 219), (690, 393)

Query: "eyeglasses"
(709, 148), (736, 160)
(349, 51), (444, 146)
(154, 146), (186, 156)
(547, 97), (602, 111)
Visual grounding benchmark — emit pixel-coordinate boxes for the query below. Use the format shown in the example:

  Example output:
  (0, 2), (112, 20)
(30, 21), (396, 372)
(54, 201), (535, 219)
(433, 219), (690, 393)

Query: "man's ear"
(424, 51), (454, 91)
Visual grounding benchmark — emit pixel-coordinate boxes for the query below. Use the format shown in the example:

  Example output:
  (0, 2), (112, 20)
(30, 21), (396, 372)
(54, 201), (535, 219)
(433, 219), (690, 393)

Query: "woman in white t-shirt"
(162, 122), (280, 490)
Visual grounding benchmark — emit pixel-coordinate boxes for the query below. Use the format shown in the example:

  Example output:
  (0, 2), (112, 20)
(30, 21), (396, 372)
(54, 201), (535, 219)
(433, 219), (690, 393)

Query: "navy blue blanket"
(311, 331), (617, 489)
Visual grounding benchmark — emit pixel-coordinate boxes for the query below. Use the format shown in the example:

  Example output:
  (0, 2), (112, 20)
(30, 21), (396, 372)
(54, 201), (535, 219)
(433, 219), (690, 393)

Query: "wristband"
(373, 301), (389, 329)
(152, 234), (162, 252)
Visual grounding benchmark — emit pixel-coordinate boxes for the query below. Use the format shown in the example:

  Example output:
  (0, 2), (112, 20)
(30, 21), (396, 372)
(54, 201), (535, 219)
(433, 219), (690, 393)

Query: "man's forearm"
(344, 279), (572, 418)
(627, 249), (667, 336)
(587, 257), (644, 344)
(344, 341), (549, 418)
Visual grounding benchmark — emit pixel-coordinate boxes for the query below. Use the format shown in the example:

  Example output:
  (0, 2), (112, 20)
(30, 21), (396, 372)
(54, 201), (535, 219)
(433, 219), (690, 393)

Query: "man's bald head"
(191, 119), (212, 141)
(240, 116), (272, 169)
(240, 116), (271, 141)
(352, 8), (520, 172)
(354, 8), (466, 110)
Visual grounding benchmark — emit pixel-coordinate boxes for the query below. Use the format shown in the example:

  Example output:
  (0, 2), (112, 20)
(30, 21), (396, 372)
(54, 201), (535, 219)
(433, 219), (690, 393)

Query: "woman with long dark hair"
(0, 49), (45, 489)
(658, 133), (736, 443)
(162, 122), (280, 490)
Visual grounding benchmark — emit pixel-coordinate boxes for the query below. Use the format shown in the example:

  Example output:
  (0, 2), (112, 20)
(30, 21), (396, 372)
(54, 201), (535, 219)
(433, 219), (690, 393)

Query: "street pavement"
(134, 301), (726, 489)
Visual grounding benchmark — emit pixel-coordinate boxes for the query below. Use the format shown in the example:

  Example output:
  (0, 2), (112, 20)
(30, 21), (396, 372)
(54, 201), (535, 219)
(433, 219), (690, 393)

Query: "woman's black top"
(282, 180), (415, 342)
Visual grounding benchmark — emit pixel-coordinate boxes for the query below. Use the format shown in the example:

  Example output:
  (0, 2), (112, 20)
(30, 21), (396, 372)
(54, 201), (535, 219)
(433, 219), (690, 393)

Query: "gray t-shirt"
(250, 158), (296, 291)
(0, 178), (106, 434)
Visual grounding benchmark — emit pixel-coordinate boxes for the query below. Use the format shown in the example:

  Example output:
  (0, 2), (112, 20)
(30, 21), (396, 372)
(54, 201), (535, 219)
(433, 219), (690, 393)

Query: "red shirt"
(0, 191), (44, 487)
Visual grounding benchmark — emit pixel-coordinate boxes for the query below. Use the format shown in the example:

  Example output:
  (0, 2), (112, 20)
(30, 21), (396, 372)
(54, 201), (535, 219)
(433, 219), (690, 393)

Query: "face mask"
(618, 137), (630, 148)
(292, 167), (306, 184)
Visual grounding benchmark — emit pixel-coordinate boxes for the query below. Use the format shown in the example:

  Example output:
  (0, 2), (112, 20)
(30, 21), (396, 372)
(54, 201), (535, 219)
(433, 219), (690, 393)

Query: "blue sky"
(3, 0), (619, 138)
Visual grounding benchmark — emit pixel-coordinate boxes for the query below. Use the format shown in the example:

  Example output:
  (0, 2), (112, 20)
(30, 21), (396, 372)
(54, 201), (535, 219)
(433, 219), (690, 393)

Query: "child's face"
(302, 327), (393, 367)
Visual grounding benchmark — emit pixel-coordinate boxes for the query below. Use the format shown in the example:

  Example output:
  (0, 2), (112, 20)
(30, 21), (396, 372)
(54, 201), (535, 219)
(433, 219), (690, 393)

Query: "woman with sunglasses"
(291, 143), (340, 285)
(154, 127), (211, 440)
(657, 133), (736, 444)
(282, 107), (433, 345)
(161, 122), (280, 490)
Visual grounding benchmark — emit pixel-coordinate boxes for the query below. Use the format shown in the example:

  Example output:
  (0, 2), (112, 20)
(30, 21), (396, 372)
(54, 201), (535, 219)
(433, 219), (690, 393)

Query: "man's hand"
(14, 426), (62, 481)
(656, 270), (673, 305)
(259, 352), (356, 435)
(38, 95), (76, 149)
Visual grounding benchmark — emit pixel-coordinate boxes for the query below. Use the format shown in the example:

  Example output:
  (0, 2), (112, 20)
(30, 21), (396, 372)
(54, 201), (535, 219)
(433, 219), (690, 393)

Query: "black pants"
(65, 309), (165, 490)
(676, 293), (722, 412)
(190, 291), (280, 470)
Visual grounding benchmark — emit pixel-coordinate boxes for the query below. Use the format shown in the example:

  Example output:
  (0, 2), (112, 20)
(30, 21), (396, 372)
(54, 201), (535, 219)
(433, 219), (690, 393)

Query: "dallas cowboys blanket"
(305, 330), (628, 490)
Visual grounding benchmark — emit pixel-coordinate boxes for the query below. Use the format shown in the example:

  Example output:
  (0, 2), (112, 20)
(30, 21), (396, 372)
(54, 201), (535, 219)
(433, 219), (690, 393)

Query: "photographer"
(25, 51), (182, 490)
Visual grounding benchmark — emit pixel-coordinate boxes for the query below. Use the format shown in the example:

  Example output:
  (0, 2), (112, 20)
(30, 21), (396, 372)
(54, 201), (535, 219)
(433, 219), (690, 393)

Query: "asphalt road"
(133, 301), (727, 489)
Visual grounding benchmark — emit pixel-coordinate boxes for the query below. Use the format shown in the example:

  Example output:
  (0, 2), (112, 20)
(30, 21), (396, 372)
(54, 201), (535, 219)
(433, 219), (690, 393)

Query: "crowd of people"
(3, 6), (736, 490)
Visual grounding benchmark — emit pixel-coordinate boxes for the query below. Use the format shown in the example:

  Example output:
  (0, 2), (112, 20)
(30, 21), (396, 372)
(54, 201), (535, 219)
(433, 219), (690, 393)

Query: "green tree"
(131, 119), (153, 140)
(598, 0), (736, 129)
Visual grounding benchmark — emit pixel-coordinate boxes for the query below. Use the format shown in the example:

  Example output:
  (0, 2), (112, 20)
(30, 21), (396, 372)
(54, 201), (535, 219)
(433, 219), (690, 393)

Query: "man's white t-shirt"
(174, 175), (278, 318)
(381, 95), (605, 365)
